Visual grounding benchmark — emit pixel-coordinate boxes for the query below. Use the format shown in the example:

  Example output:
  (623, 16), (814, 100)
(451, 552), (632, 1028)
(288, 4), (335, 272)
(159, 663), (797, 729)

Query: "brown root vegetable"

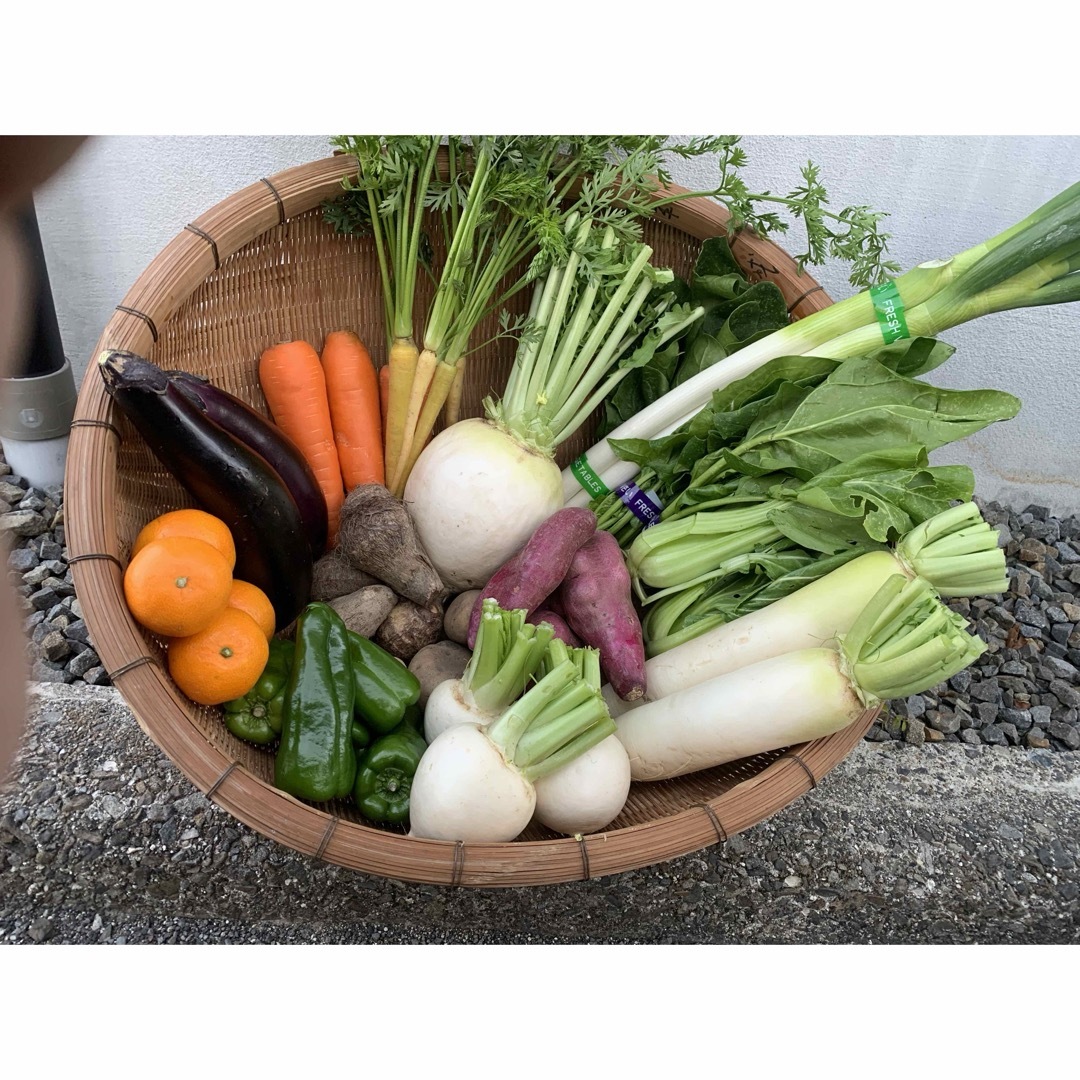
(443, 589), (482, 646)
(337, 484), (446, 608)
(467, 507), (597, 648)
(559, 530), (646, 701)
(328, 585), (397, 638)
(311, 549), (378, 602)
(408, 640), (473, 708)
(528, 608), (582, 648)
(374, 599), (444, 663)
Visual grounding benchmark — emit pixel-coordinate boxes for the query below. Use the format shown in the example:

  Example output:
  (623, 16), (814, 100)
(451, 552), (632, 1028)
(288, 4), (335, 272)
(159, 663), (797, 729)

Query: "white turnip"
(422, 599), (553, 743)
(532, 735), (631, 835)
(403, 419), (563, 591)
(402, 213), (702, 593)
(409, 648), (618, 843)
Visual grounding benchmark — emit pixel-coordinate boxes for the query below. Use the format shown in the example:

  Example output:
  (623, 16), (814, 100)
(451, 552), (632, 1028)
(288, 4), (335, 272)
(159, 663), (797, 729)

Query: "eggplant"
(99, 350), (312, 628)
(167, 371), (329, 559)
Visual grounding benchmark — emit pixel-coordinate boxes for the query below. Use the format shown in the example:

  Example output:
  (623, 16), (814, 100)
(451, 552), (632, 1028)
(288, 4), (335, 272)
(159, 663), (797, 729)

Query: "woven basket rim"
(66, 152), (876, 888)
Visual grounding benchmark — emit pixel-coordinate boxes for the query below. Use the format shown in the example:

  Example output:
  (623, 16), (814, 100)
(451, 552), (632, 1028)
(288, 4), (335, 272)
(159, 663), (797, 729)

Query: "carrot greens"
(326, 136), (901, 498)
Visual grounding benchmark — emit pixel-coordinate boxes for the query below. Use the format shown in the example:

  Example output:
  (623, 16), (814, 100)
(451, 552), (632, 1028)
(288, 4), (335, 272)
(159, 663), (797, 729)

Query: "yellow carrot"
(392, 360), (459, 497)
(379, 363), (391, 426)
(383, 336), (420, 487)
(443, 360), (466, 427)
(389, 346), (438, 493)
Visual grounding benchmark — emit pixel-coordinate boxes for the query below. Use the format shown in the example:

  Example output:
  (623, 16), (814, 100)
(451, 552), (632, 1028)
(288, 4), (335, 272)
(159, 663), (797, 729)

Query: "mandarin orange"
(226, 579), (276, 640)
(167, 607), (270, 705)
(123, 536), (233, 638)
(131, 508), (237, 571)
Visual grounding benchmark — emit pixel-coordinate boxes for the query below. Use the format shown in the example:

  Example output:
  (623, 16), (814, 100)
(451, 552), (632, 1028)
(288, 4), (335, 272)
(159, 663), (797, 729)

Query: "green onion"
(565, 181), (1080, 504)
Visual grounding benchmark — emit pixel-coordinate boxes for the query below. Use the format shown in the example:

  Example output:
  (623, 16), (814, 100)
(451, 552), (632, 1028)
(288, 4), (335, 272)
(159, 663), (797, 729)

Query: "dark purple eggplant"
(167, 372), (328, 558)
(99, 350), (312, 628)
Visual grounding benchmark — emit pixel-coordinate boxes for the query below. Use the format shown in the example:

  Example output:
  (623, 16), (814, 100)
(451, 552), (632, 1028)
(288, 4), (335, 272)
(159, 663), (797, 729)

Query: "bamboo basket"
(65, 153), (877, 888)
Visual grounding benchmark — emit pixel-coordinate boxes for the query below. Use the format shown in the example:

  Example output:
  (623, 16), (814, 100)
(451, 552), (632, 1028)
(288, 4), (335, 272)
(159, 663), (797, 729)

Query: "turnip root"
(328, 584), (397, 638)
(466, 507), (597, 648)
(616, 576), (986, 781)
(524, 636), (630, 835)
(409, 643), (617, 843)
(409, 641), (472, 710)
(559, 530), (646, 701)
(532, 734), (631, 835)
(409, 723), (538, 842)
(375, 599), (443, 662)
(423, 599), (553, 743)
(403, 418), (564, 592)
(443, 589), (482, 646)
(337, 484), (446, 607)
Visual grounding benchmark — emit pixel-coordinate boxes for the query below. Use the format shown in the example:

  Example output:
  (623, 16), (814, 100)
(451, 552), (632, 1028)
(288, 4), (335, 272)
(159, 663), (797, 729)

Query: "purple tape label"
(616, 482), (663, 528)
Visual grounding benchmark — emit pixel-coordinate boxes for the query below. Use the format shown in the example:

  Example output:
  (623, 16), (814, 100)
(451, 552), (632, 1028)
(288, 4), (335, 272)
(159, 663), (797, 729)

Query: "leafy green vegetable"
(632, 446), (977, 655)
(600, 341), (1019, 655)
(726, 355), (1020, 480)
(593, 336), (997, 545)
(598, 237), (792, 437)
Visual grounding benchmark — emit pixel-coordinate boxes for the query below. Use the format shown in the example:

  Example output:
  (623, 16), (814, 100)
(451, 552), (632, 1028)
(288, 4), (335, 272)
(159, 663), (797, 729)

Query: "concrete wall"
(32, 135), (1080, 514)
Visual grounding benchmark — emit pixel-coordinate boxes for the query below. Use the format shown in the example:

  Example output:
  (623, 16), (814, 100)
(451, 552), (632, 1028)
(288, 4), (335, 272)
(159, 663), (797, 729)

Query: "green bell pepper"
(274, 603), (357, 802)
(222, 639), (294, 745)
(347, 630), (422, 735)
(351, 720), (372, 752)
(353, 725), (428, 825)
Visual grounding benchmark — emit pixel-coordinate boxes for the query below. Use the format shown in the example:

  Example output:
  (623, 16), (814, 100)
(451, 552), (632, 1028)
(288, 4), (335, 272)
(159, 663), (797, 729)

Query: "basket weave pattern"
(66, 156), (876, 887)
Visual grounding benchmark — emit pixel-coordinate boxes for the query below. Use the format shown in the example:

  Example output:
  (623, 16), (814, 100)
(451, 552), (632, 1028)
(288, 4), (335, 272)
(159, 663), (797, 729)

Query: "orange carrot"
(379, 364), (391, 430)
(258, 340), (345, 544)
(320, 330), (384, 490)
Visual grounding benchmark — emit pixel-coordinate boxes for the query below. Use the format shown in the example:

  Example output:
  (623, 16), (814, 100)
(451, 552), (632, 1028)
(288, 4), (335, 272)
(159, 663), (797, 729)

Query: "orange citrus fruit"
(226, 579), (276, 640)
(131, 509), (237, 572)
(167, 607), (270, 706)
(123, 536), (233, 638)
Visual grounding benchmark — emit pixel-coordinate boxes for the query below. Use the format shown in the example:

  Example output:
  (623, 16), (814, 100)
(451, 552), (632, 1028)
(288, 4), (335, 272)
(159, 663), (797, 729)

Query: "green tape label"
(870, 280), (910, 344)
(570, 454), (611, 499)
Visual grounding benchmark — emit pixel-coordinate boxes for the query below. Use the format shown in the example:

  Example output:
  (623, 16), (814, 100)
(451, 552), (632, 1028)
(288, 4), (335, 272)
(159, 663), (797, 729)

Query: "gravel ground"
(875, 500), (1080, 752)
(2, 682), (1077, 944)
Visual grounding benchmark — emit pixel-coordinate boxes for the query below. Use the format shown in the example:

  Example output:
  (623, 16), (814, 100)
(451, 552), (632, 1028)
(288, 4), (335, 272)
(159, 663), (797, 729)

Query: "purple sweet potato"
(558, 529), (646, 701)
(528, 608), (582, 648)
(466, 507), (597, 648)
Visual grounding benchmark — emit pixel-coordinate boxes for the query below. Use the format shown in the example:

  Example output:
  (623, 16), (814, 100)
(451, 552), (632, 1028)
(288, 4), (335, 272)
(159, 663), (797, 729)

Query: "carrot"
(384, 337), (420, 495)
(379, 364), (391, 431)
(258, 340), (345, 544)
(391, 360), (458, 497)
(443, 359), (466, 428)
(320, 330), (384, 490)
(389, 347), (438, 493)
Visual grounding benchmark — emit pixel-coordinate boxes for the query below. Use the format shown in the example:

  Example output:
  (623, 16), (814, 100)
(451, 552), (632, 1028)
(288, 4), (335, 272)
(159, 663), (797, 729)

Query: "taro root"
(408, 640), (473, 709)
(310, 548), (378, 602)
(327, 585), (397, 638)
(443, 589), (482, 647)
(374, 599), (444, 663)
(337, 484), (446, 608)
